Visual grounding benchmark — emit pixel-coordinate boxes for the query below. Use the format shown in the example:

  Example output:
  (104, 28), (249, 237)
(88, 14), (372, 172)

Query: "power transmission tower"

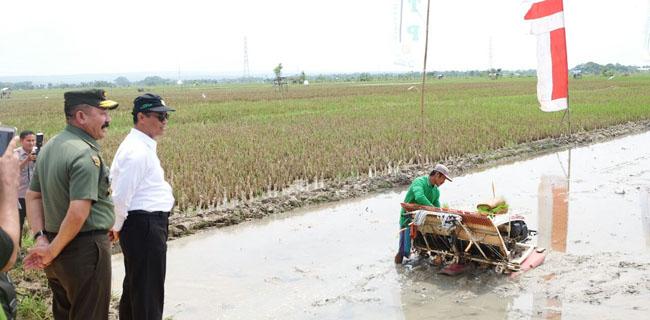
(243, 36), (250, 79)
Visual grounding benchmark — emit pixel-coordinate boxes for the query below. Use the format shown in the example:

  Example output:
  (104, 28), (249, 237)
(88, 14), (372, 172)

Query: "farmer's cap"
(432, 164), (453, 182)
(64, 89), (119, 111)
(132, 93), (176, 115)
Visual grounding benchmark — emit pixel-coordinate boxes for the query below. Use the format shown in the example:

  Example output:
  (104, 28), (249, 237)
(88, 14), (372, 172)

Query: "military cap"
(132, 93), (176, 115)
(64, 89), (119, 112)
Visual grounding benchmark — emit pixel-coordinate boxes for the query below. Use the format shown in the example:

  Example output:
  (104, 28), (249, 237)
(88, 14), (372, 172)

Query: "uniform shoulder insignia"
(92, 155), (101, 167)
(81, 138), (98, 150)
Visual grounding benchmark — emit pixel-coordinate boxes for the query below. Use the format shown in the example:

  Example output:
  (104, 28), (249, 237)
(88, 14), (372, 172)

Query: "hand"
(28, 153), (37, 161)
(23, 236), (56, 270)
(0, 137), (19, 189)
(108, 228), (119, 243)
(23, 253), (47, 270)
(24, 236), (51, 270)
(25, 246), (55, 269)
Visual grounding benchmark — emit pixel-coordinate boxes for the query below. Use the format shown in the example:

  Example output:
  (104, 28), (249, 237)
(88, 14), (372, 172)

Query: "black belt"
(128, 210), (170, 218)
(46, 229), (108, 238)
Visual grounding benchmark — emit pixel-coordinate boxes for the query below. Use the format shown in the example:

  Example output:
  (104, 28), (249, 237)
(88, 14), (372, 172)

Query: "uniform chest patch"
(92, 156), (101, 167)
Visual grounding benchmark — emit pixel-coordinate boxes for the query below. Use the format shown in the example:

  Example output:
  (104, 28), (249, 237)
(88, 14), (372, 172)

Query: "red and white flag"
(524, 0), (568, 112)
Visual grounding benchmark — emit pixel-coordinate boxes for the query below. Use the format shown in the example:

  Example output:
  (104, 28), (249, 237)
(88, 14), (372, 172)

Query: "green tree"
(358, 73), (372, 81)
(273, 63), (283, 78)
(299, 71), (306, 83)
(114, 76), (130, 87)
(141, 76), (168, 86)
(602, 68), (614, 77)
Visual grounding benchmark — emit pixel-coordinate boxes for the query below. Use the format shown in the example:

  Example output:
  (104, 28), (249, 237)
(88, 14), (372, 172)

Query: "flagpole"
(567, 95), (571, 136)
(562, 2), (571, 138)
(567, 148), (571, 193)
(420, 0), (431, 167)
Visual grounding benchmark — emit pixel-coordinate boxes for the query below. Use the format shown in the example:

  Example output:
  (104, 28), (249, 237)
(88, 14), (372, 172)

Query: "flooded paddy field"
(112, 131), (650, 319)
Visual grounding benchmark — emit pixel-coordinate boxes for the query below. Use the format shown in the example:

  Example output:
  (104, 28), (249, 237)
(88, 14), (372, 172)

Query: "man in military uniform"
(24, 89), (118, 320)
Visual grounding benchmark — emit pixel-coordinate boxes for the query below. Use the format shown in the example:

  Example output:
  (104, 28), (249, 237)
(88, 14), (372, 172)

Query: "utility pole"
(419, 0), (431, 167)
(243, 36), (250, 79)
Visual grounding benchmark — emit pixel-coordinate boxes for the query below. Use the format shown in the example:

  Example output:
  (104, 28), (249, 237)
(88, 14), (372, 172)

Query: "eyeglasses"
(145, 112), (170, 122)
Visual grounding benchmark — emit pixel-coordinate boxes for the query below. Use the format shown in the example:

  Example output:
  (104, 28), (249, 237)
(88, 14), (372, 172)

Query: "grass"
(3, 74), (649, 319)
(10, 261), (52, 320)
(1, 75), (649, 211)
(16, 293), (49, 320)
(21, 227), (34, 249)
(9, 222), (52, 319)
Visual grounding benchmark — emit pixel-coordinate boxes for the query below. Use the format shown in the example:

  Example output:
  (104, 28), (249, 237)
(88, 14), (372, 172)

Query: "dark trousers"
(18, 198), (26, 247)
(119, 213), (169, 320)
(44, 233), (111, 320)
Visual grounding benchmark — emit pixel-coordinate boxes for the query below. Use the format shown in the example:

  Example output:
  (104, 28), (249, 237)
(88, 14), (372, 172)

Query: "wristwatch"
(33, 230), (46, 240)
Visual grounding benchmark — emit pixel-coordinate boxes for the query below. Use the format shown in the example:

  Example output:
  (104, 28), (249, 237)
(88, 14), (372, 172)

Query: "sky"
(1, 0), (649, 79)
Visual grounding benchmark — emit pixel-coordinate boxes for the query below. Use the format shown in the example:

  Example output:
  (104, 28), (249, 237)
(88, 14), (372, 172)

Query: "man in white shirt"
(15, 130), (37, 246)
(110, 93), (175, 320)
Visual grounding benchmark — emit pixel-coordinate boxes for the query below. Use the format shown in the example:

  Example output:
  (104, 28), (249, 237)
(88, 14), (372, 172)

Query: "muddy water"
(112, 132), (650, 319)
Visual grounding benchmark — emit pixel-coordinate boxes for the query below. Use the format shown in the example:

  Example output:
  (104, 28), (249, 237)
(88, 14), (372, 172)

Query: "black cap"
(64, 89), (119, 113)
(132, 93), (176, 115)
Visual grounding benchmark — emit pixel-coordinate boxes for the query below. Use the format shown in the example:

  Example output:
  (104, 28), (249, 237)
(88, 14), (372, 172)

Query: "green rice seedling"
(477, 203), (510, 218)
(1, 76), (649, 210)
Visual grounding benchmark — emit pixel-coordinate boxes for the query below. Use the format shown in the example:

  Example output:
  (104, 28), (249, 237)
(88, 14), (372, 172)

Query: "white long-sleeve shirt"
(110, 128), (174, 231)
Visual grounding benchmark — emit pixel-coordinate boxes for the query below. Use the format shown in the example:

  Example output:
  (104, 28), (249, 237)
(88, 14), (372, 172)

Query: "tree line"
(1, 61), (648, 90)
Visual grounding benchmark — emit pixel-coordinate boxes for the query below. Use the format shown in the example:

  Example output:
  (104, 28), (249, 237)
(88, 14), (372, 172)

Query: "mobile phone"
(31, 132), (44, 162)
(35, 133), (44, 149)
(0, 125), (17, 155)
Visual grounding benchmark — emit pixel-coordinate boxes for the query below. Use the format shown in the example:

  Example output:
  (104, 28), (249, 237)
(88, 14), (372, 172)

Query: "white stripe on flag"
(529, 11), (564, 34)
(535, 32), (568, 112)
(536, 32), (553, 104)
(540, 98), (568, 112)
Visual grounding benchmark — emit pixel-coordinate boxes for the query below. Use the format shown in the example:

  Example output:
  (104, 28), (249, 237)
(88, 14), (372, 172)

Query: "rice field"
(1, 75), (649, 210)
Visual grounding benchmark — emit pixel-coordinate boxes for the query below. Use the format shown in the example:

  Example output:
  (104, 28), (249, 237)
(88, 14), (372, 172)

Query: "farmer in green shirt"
(24, 89), (118, 320)
(395, 164), (452, 264)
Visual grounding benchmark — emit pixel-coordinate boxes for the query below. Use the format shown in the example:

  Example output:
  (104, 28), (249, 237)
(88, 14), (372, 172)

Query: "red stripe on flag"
(524, 0), (564, 20)
(550, 28), (568, 100)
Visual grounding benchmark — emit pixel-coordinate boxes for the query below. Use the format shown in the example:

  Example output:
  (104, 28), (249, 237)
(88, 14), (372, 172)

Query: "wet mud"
(11, 120), (650, 319)
(163, 120), (650, 243)
(110, 126), (650, 319)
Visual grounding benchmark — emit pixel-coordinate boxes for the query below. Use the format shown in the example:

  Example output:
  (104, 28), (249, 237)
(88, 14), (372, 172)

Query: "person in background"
(15, 130), (37, 247)
(395, 164), (452, 264)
